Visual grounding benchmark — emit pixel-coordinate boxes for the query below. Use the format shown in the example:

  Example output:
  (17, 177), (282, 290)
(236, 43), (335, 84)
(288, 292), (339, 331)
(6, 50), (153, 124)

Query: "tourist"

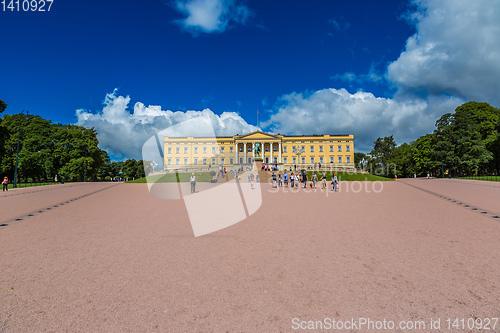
(272, 172), (277, 188)
(278, 174), (283, 187)
(302, 171), (308, 188)
(290, 173), (294, 188)
(312, 172), (318, 188)
(2, 177), (8, 192)
(321, 172), (327, 189)
(248, 172), (255, 189)
(294, 173), (300, 188)
(190, 173), (196, 193)
(283, 171), (289, 188)
(262, 163), (265, 171)
(332, 173), (338, 192)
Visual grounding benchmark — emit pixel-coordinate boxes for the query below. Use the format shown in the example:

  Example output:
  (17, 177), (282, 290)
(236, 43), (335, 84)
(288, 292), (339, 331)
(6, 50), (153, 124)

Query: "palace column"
(244, 142), (247, 164)
(235, 142), (238, 165)
(279, 142), (282, 163)
(270, 142), (273, 164)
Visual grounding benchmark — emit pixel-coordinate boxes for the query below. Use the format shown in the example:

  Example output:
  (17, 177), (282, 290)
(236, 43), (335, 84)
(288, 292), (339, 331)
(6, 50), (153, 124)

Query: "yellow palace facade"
(163, 131), (354, 170)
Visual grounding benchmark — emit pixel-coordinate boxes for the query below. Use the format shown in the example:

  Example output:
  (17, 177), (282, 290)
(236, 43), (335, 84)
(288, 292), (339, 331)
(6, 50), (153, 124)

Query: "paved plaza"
(0, 179), (499, 332)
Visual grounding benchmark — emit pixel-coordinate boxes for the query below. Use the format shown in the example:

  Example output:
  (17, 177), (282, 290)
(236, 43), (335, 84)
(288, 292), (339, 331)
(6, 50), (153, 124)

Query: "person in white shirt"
(190, 173), (196, 193)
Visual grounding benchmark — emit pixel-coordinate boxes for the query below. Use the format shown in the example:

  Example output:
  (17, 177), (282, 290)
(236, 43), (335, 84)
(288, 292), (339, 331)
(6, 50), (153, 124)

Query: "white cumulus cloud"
(76, 90), (259, 159)
(263, 88), (464, 152)
(173, 0), (251, 35)
(388, 0), (500, 105)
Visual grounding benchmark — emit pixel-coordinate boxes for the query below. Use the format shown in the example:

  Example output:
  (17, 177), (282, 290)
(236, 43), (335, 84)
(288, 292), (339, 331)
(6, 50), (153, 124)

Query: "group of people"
(261, 163), (279, 172)
(271, 171), (338, 191)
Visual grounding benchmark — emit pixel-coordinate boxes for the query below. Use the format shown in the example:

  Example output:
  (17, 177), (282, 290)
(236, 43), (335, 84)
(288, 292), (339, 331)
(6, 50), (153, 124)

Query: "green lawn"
(3, 181), (62, 189)
(126, 172), (214, 183)
(456, 175), (500, 182)
(126, 171), (390, 183)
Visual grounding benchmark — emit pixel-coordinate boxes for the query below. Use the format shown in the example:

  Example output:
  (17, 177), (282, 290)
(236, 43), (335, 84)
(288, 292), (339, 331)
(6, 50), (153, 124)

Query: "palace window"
(292, 157), (297, 164)
(167, 147), (172, 154)
(337, 145), (342, 152)
(346, 145), (350, 152)
(301, 156), (305, 164)
(310, 145), (314, 152)
(176, 147), (180, 154)
(221, 147), (225, 153)
(248, 146), (251, 152)
(184, 158), (188, 165)
(212, 147), (216, 154)
(330, 156), (334, 163)
(167, 158), (172, 165)
(329, 145), (334, 152)
(338, 156), (342, 163)
(301, 145), (305, 152)
(194, 158), (198, 165)
(203, 158), (207, 165)
(203, 147), (207, 154)
(184, 147), (188, 154)
(319, 145), (323, 152)
(230, 158), (233, 164)
(346, 156), (351, 163)
(273, 145), (278, 152)
(310, 157), (315, 164)
(176, 158), (180, 165)
(239, 146), (243, 152)
(283, 146), (287, 153)
(284, 157), (288, 164)
(265, 145), (269, 152)
(211, 157), (216, 165)
(194, 147), (198, 154)
(221, 158), (225, 165)
(319, 156), (324, 163)
(230, 147), (234, 153)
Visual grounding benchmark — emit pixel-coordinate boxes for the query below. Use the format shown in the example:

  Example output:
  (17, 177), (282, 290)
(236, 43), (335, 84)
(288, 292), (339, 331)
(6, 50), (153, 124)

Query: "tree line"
(0, 100), (145, 182)
(355, 101), (500, 178)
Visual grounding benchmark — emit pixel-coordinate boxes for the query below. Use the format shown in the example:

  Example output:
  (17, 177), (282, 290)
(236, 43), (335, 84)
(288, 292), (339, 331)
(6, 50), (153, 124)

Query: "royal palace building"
(164, 131), (354, 171)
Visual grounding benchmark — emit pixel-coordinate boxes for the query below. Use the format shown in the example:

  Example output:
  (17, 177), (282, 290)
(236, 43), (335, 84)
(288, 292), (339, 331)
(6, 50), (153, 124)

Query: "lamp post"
(292, 146), (304, 170)
(13, 110), (29, 188)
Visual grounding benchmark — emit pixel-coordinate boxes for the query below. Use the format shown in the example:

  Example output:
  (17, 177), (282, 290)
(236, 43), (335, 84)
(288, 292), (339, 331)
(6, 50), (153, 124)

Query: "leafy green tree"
(0, 99), (6, 113)
(369, 135), (397, 176)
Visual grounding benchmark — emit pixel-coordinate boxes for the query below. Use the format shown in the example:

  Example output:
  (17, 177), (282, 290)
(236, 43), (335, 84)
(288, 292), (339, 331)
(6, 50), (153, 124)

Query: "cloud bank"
(76, 90), (258, 159)
(265, 0), (500, 151)
(173, 0), (251, 35)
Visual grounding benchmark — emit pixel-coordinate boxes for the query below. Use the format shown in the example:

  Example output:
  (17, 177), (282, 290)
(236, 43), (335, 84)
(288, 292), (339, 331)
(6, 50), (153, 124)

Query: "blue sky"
(1, 0), (499, 159)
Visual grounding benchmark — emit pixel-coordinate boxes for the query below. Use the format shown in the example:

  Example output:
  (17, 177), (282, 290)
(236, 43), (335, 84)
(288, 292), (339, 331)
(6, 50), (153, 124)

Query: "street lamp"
(292, 146), (304, 170)
(13, 110), (29, 188)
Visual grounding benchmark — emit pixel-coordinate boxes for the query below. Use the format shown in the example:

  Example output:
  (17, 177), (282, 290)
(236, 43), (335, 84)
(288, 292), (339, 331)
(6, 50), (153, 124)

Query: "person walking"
(302, 171), (308, 188)
(248, 172), (255, 189)
(294, 173), (299, 188)
(2, 177), (8, 191)
(190, 173), (196, 193)
(312, 172), (318, 188)
(283, 171), (289, 188)
(272, 172), (277, 188)
(332, 173), (338, 192)
(278, 174), (283, 187)
(290, 172), (294, 188)
(321, 172), (327, 189)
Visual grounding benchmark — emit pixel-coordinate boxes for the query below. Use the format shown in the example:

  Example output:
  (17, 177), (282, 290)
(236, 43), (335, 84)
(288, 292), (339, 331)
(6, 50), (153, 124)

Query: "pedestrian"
(190, 173), (196, 193)
(248, 172), (255, 189)
(312, 172), (318, 188)
(290, 172), (294, 188)
(332, 173), (338, 191)
(234, 169), (238, 180)
(283, 171), (289, 188)
(302, 171), (308, 188)
(2, 177), (8, 191)
(278, 174), (283, 187)
(262, 163), (265, 171)
(294, 173), (299, 188)
(272, 172), (277, 188)
(321, 172), (327, 189)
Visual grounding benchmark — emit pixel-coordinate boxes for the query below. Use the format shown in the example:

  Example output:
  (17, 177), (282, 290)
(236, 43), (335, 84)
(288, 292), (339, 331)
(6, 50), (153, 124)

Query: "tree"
(369, 136), (397, 176)
(0, 99), (6, 113)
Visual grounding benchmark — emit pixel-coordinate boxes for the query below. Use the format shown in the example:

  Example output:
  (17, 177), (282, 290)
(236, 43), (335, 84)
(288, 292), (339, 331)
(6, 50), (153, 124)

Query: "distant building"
(164, 131), (354, 170)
